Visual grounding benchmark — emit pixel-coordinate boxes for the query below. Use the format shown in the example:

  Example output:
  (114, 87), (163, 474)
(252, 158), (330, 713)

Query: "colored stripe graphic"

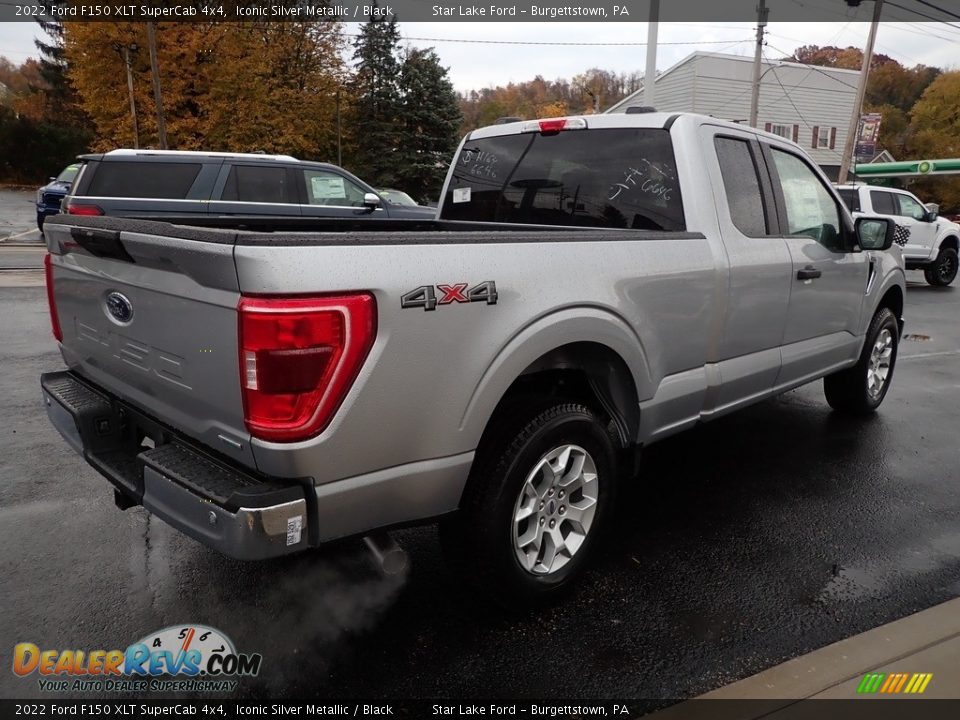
(857, 672), (932, 694)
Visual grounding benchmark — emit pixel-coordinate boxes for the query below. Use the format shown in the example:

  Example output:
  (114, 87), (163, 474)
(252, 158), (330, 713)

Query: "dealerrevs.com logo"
(13, 624), (262, 693)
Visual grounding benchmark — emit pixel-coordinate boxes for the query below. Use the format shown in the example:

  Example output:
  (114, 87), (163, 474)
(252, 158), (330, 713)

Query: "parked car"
(376, 188), (421, 207)
(41, 112), (903, 608)
(61, 150), (437, 221)
(837, 183), (959, 286)
(36, 163), (81, 231)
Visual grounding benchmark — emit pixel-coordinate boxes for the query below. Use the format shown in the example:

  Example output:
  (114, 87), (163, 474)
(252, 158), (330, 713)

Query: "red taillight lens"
(538, 118), (567, 133)
(66, 201), (103, 216)
(238, 294), (377, 442)
(44, 253), (63, 342)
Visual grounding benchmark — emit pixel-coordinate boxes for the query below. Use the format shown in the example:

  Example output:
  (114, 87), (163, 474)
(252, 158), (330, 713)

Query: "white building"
(606, 52), (859, 180)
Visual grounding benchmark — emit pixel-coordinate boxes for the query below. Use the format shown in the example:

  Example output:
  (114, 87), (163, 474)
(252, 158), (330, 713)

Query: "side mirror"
(924, 210), (938, 222)
(856, 216), (895, 251)
(363, 192), (382, 209)
(49, 177), (56, 182)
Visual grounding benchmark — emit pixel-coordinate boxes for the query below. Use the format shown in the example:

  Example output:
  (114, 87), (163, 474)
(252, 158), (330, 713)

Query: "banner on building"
(855, 113), (883, 163)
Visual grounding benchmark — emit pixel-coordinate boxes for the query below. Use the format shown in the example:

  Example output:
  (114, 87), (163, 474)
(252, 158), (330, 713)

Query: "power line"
(764, 53), (846, 161)
(907, 0), (960, 21)
(763, 43), (861, 91)
(342, 33), (755, 47)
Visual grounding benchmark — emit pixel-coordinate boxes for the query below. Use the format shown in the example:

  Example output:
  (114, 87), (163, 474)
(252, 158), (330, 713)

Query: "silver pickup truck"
(41, 112), (905, 607)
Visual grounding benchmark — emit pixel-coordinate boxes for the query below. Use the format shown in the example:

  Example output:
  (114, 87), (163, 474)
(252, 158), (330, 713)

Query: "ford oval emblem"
(105, 291), (134, 324)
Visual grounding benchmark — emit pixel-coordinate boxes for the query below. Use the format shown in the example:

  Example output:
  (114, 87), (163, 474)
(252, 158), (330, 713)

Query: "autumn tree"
(904, 72), (960, 211)
(204, 22), (347, 158)
(395, 48), (462, 202)
(789, 45), (940, 113)
(64, 22), (346, 156)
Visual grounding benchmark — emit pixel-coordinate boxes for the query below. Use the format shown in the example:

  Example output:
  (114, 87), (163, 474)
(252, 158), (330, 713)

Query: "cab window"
(221, 165), (293, 204)
(870, 191), (897, 215)
(770, 148), (842, 251)
(895, 193), (926, 220)
(303, 169), (367, 207)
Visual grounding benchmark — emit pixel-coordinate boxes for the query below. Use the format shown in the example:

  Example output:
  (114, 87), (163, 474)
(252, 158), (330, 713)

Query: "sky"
(1, 21), (958, 94)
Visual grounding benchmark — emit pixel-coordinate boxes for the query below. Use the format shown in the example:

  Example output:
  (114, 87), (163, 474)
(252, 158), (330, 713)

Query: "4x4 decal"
(401, 282), (498, 311)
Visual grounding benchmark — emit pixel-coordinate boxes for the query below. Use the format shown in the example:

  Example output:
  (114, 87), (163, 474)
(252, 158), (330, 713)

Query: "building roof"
(606, 50), (860, 114)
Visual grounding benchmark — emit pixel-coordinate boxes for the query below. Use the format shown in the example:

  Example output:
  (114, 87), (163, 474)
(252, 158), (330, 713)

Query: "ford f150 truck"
(41, 112), (905, 607)
(837, 183), (959, 286)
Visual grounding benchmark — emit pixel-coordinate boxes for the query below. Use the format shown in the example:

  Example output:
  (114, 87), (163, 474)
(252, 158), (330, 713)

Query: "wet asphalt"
(1, 272), (959, 703)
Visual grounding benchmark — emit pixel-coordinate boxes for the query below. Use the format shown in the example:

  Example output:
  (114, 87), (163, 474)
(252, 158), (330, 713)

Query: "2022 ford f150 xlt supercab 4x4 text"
(40, 112), (905, 607)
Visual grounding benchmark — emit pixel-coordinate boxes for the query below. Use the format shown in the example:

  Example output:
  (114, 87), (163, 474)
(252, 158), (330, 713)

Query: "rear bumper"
(40, 370), (309, 560)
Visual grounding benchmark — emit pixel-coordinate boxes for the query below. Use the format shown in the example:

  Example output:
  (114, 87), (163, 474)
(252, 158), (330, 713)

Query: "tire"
(924, 247), (958, 287)
(440, 400), (619, 609)
(824, 307), (899, 414)
(37, 213), (45, 232)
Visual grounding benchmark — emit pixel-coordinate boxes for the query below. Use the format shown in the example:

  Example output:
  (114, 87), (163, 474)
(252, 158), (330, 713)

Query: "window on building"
(770, 124), (792, 139)
(812, 126), (836, 150)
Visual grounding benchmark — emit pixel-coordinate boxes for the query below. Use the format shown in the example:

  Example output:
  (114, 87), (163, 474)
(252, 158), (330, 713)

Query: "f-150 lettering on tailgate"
(76, 320), (190, 389)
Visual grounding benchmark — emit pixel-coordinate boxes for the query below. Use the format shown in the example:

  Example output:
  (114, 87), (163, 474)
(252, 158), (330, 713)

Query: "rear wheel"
(924, 247), (958, 287)
(824, 307), (899, 414)
(440, 400), (619, 609)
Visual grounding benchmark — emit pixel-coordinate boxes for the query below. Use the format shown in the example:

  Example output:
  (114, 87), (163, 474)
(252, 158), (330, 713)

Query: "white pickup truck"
(42, 112), (906, 607)
(837, 184), (959, 286)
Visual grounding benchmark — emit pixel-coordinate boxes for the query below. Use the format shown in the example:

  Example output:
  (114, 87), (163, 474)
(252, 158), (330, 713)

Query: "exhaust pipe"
(363, 532), (408, 575)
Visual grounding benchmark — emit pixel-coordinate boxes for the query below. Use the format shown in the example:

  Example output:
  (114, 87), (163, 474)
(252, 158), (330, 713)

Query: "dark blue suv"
(36, 163), (82, 231)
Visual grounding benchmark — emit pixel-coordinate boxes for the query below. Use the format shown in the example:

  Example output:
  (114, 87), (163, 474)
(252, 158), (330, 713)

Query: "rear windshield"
(837, 188), (860, 212)
(87, 161), (202, 199)
(56, 164), (81, 183)
(441, 128), (685, 230)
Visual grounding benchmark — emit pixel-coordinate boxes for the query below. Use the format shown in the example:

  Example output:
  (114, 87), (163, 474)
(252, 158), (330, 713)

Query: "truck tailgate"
(43, 219), (254, 468)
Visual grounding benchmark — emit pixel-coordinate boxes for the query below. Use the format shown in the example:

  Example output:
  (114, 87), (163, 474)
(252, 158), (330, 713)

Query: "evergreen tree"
(33, 1), (78, 115)
(397, 48), (463, 203)
(348, 8), (403, 185)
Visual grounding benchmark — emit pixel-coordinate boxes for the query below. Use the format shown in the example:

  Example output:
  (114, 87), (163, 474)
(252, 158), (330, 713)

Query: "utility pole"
(114, 42), (139, 148)
(145, 22), (168, 150)
(838, 0), (884, 184)
(336, 89), (342, 166)
(749, 0), (769, 128)
(643, 0), (659, 108)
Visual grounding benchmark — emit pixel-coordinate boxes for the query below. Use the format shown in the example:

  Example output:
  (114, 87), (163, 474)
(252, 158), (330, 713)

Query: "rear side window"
(442, 128), (685, 231)
(870, 190), (897, 215)
(221, 165), (292, 204)
(87, 162), (201, 199)
(714, 137), (769, 237)
(837, 189), (860, 212)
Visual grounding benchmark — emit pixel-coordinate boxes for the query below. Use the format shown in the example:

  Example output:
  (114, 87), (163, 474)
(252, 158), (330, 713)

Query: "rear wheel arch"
(491, 342), (641, 449)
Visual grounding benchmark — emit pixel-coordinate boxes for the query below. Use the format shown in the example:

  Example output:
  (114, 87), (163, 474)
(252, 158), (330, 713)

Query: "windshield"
(55, 164), (81, 184)
(378, 189), (418, 206)
(837, 188), (860, 213)
(442, 127), (685, 231)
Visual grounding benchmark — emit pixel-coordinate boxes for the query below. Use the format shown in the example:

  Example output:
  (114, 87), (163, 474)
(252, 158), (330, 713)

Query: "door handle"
(797, 266), (822, 280)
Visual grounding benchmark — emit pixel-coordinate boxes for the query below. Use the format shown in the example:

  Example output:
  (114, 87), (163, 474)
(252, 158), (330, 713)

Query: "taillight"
(521, 117), (588, 135)
(238, 294), (377, 442)
(65, 200), (103, 216)
(44, 253), (63, 342)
